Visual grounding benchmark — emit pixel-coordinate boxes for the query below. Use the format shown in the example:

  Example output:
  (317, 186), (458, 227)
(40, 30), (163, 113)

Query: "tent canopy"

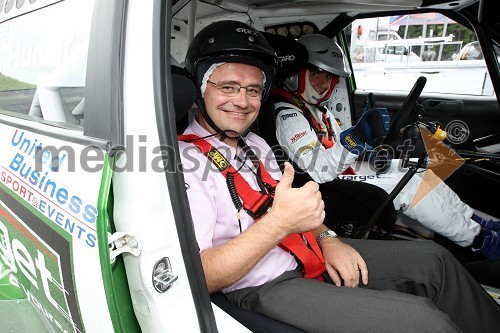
(390, 13), (456, 26)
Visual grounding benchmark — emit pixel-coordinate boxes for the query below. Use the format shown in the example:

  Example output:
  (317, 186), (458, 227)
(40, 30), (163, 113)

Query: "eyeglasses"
(207, 80), (264, 100)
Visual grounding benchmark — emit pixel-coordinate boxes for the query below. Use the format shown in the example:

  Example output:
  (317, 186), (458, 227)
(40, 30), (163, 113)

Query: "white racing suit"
(275, 100), (480, 246)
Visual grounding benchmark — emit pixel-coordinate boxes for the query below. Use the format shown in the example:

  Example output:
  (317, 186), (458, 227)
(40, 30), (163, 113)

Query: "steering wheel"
(380, 76), (427, 151)
(354, 77), (428, 239)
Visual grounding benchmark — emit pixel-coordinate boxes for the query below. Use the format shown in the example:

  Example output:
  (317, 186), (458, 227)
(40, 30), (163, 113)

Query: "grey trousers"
(226, 239), (500, 333)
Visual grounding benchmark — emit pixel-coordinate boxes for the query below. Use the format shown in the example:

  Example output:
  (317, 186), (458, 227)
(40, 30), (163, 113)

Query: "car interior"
(171, 47), (497, 333)
(171, 0), (500, 330)
(3, 1), (499, 331)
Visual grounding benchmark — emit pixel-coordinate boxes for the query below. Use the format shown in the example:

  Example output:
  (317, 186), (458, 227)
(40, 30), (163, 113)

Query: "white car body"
(0, 0), (498, 332)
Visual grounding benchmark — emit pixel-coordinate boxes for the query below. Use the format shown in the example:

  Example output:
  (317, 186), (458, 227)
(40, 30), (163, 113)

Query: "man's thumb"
(279, 162), (295, 189)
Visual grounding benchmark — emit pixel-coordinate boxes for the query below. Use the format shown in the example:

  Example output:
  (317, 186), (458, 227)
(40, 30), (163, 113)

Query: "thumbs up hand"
(276, 161), (295, 190)
(266, 162), (325, 235)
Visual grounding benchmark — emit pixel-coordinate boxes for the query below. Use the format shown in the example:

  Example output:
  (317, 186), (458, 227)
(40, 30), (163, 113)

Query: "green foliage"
(398, 23), (477, 60)
(0, 73), (35, 92)
(405, 23), (476, 46)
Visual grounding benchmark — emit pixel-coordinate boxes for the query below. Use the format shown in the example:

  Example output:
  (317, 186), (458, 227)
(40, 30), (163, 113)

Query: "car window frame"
(154, 1), (219, 331)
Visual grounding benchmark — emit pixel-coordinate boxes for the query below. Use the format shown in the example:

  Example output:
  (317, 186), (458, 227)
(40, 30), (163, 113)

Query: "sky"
(0, 0), (95, 85)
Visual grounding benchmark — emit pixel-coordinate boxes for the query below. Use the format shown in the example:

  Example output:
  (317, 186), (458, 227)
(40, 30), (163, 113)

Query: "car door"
(0, 0), (229, 332)
(0, 1), (126, 332)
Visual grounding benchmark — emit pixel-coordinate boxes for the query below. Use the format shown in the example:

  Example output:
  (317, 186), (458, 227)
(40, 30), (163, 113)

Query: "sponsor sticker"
(0, 124), (114, 332)
(299, 141), (320, 155)
(290, 131), (307, 144)
(207, 148), (230, 171)
(281, 113), (297, 121)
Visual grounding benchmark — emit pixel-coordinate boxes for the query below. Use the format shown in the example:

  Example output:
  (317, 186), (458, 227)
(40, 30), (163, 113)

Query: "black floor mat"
(433, 233), (500, 288)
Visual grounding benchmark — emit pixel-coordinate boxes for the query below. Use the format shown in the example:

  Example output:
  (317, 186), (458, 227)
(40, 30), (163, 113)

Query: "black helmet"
(185, 20), (279, 96)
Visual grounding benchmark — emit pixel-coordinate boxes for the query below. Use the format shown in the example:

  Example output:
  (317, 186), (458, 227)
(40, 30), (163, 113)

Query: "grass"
(0, 72), (36, 91)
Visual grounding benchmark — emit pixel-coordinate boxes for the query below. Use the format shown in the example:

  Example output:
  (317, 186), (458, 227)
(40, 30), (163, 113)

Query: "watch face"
(317, 229), (337, 242)
(327, 230), (336, 237)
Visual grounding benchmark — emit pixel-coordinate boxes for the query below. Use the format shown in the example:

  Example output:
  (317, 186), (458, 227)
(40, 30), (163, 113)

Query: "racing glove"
(362, 93), (391, 145)
(339, 105), (391, 155)
(339, 124), (373, 155)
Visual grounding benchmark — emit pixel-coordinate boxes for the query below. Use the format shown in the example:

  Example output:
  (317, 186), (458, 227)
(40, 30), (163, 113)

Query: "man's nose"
(318, 76), (331, 87)
(232, 88), (249, 107)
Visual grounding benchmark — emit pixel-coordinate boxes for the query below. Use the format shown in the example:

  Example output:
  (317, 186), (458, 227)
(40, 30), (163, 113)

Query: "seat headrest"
(261, 32), (309, 80)
(172, 65), (197, 122)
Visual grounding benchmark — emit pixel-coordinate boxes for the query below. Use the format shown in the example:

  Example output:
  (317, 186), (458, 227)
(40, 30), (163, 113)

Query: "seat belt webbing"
(179, 134), (326, 279)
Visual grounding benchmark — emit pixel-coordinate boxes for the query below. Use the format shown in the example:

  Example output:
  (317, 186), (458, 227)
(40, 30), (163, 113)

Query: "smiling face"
(199, 63), (264, 141)
(299, 68), (341, 106)
(308, 69), (336, 94)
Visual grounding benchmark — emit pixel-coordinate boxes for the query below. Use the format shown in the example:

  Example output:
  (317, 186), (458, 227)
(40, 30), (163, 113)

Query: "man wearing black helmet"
(179, 20), (500, 333)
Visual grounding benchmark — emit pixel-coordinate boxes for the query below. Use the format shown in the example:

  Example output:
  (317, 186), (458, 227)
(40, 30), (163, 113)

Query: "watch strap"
(316, 229), (337, 243)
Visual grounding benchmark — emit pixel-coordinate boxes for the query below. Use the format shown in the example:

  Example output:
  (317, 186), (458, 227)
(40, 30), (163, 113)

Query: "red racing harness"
(273, 88), (336, 149)
(273, 88), (356, 175)
(178, 134), (326, 279)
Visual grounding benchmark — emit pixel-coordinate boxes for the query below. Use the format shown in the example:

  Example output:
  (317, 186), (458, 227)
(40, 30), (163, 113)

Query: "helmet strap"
(196, 94), (226, 141)
(315, 75), (339, 107)
(298, 70), (340, 107)
(297, 69), (308, 96)
(195, 92), (247, 142)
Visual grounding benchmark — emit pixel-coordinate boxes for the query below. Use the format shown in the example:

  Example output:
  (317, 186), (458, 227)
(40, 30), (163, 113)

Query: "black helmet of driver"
(185, 20), (279, 97)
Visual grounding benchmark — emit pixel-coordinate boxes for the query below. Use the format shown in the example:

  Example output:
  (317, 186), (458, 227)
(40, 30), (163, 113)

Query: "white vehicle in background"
(352, 28), (422, 63)
(350, 16), (493, 96)
(455, 41), (483, 60)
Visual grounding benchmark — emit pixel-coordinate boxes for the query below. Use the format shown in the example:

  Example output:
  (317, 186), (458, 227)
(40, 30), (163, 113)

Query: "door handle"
(422, 99), (463, 116)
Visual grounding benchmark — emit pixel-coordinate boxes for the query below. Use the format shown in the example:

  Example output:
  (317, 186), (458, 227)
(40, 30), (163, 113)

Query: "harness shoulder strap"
(178, 134), (326, 279)
(178, 134), (276, 216)
(272, 89), (335, 149)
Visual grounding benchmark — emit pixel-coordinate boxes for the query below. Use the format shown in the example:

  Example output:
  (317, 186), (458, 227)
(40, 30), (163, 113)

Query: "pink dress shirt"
(179, 118), (297, 293)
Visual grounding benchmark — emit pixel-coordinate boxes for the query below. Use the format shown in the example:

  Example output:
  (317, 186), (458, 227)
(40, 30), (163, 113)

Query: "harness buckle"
(244, 194), (274, 219)
(263, 182), (276, 195)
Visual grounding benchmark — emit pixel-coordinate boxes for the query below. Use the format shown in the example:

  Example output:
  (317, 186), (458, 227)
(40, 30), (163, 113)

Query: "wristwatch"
(316, 229), (337, 243)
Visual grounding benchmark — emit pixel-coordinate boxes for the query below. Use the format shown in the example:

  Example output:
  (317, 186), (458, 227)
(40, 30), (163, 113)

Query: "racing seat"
(172, 64), (306, 333)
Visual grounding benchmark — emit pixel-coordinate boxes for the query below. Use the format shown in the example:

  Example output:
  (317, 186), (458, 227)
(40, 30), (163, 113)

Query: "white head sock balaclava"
(200, 62), (267, 97)
(300, 69), (328, 104)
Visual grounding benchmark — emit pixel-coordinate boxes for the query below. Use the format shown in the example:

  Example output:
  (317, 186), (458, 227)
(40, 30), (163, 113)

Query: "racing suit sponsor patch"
(290, 131), (307, 143)
(299, 141), (320, 155)
(281, 113), (297, 121)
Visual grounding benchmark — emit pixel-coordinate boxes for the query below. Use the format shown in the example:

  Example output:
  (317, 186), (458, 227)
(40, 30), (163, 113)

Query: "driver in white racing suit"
(274, 34), (496, 253)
